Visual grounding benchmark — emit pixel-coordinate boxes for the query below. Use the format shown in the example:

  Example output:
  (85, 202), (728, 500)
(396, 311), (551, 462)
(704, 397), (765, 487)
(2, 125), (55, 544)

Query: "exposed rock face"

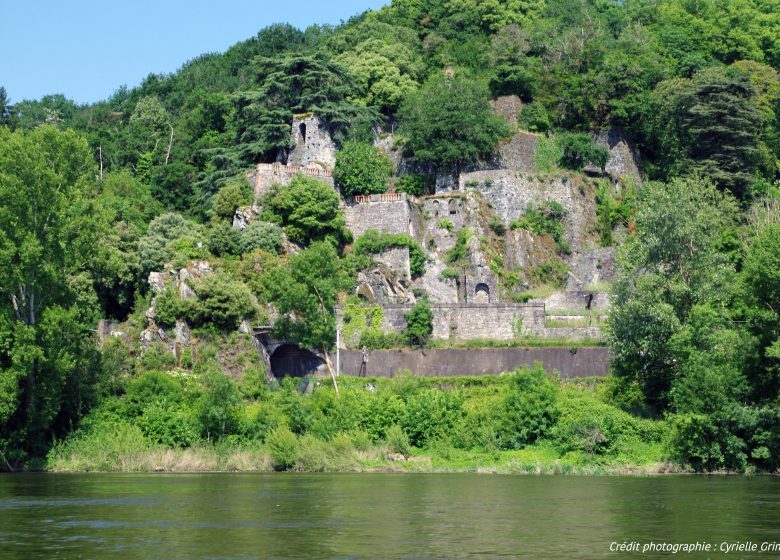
(233, 203), (260, 230)
(498, 131), (539, 172)
(566, 247), (617, 291)
(354, 247), (416, 305)
(451, 170), (599, 249)
(140, 261), (212, 354)
(593, 129), (641, 182)
(490, 95), (523, 126)
(287, 115), (336, 170)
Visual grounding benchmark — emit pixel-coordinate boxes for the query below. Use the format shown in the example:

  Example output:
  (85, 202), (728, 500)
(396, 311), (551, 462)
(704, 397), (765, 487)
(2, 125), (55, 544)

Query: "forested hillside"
(1, 0), (779, 472)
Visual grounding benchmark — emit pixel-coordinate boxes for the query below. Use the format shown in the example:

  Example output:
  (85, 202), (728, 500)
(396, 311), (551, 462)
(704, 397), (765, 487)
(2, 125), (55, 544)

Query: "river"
(1, 473), (779, 558)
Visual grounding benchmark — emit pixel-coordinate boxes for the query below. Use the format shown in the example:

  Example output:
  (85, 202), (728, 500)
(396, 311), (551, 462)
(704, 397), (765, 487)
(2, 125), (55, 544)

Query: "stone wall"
(343, 303), (547, 343)
(246, 162), (334, 199)
(542, 291), (610, 312)
(287, 115), (336, 169)
(333, 346), (609, 378)
(593, 128), (641, 182)
(343, 195), (412, 238)
(566, 247), (617, 291)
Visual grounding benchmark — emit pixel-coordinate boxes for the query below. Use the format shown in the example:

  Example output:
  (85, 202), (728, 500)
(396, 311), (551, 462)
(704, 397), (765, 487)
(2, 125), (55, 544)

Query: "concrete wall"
(334, 347), (609, 378)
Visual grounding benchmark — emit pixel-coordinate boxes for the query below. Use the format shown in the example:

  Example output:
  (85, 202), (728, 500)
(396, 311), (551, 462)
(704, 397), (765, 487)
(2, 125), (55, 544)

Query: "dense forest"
(1, 0), (779, 472)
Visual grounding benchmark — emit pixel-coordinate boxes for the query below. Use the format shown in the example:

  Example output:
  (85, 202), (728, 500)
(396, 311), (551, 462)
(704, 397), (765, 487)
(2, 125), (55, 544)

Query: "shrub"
(445, 226), (472, 265)
(351, 229), (427, 276)
(334, 141), (392, 197)
(496, 365), (560, 449)
(196, 369), (241, 440)
(526, 257), (569, 288)
(123, 371), (186, 417)
(153, 284), (182, 326)
(404, 299), (433, 347)
(207, 221), (241, 256)
(440, 267), (460, 281)
(210, 178), (252, 220)
(239, 221), (282, 255)
(137, 402), (199, 447)
(558, 133), (609, 172)
(512, 200), (567, 243)
(187, 272), (256, 330)
(266, 425), (299, 470)
(385, 424), (411, 456)
(518, 102), (551, 133)
(396, 174), (429, 196)
(488, 216), (506, 235)
(138, 212), (202, 273)
(401, 389), (463, 447)
(437, 219), (454, 231)
(262, 175), (350, 246)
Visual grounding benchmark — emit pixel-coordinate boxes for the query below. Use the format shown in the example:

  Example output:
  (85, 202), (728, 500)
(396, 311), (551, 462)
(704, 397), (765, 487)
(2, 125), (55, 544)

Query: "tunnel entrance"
(474, 283), (490, 303)
(270, 344), (325, 379)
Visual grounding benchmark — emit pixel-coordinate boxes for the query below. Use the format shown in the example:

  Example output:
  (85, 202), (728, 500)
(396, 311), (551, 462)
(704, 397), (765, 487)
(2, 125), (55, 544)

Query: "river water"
(1, 473), (779, 559)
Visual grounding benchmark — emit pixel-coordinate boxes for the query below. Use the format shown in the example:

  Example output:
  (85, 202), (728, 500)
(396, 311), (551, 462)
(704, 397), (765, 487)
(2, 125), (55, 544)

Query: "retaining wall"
(333, 346), (609, 378)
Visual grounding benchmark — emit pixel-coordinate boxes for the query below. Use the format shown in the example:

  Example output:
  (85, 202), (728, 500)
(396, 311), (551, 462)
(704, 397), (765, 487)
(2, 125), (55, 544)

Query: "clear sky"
(0, 0), (387, 105)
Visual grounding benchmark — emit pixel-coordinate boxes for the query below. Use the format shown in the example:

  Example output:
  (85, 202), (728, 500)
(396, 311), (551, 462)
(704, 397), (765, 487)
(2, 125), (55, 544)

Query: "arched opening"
(299, 122), (307, 145)
(270, 344), (324, 379)
(432, 200), (440, 216)
(449, 199), (458, 215)
(474, 283), (490, 303)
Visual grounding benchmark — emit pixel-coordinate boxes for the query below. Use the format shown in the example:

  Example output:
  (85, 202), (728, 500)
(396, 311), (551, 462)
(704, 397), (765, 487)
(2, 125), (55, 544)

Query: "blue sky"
(1, 0), (387, 105)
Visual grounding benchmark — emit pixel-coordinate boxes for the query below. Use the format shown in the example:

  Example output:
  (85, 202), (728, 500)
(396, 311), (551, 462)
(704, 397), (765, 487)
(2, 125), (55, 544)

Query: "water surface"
(1, 473), (778, 558)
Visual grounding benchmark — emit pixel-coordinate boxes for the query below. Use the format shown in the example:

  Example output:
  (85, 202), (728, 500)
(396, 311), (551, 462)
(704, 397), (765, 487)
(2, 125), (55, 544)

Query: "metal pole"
(336, 327), (340, 377)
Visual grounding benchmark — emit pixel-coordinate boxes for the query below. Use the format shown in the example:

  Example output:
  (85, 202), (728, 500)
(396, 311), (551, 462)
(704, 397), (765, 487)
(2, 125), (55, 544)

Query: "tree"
(404, 299), (433, 347)
(239, 221), (282, 254)
(262, 242), (352, 390)
(399, 74), (511, 170)
(210, 178), (253, 220)
(334, 141), (392, 197)
(262, 174), (350, 246)
(0, 126), (105, 462)
(0, 87), (14, 128)
(558, 133), (610, 172)
(608, 177), (739, 410)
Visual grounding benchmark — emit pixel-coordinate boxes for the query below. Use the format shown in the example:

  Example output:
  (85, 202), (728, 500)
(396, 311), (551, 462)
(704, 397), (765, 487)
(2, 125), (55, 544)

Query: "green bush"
(207, 221), (241, 256)
(187, 272), (256, 330)
(351, 229), (427, 276)
(488, 216), (506, 235)
(445, 226), (472, 265)
(138, 212), (203, 273)
(137, 402), (200, 447)
(124, 371), (187, 417)
(401, 389), (463, 447)
(396, 174), (429, 196)
(238, 401), (286, 441)
(440, 267), (460, 281)
(334, 141), (392, 197)
(496, 365), (560, 449)
(558, 133), (609, 172)
(437, 219), (454, 231)
(262, 175), (350, 246)
(210, 178), (253, 220)
(266, 425), (299, 470)
(385, 424), (411, 455)
(153, 284), (182, 326)
(239, 221), (282, 255)
(404, 299), (433, 347)
(512, 200), (567, 244)
(518, 102), (551, 133)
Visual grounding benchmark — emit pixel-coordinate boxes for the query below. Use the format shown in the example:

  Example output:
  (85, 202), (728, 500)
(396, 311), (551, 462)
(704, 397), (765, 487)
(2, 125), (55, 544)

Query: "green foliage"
(445, 226), (472, 265)
(404, 299), (433, 348)
(384, 424), (411, 455)
(399, 74), (511, 169)
(595, 181), (636, 246)
(210, 179), (252, 220)
(533, 135), (563, 173)
(334, 141), (392, 197)
(436, 219), (454, 231)
(350, 229), (426, 277)
(511, 200), (568, 250)
(496, 365), (560, 449)
(395, 174), (429, 196)
(207, 221), (241, 256)
(262, 175), (350, 246)
(138, 212), (203, 273)
(558, 133), (610, 172)
(239, 221), (282, 255)
(400, 389), (462, 447)
(518, 103), (550, 133)
(197, 368), (241, 441)
(187, 272), (256, 331)
(440, 267), (460, 281)
(266, 425), (299, 470)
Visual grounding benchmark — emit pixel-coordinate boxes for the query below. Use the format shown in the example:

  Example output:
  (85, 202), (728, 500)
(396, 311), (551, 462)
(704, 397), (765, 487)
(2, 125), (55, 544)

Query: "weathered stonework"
(343, 194), (412, 238)
(246, 162), (334, 199)
(287, 115), (336, 170)
(565, 247), (617, 291)
(592, 128), (641, 182)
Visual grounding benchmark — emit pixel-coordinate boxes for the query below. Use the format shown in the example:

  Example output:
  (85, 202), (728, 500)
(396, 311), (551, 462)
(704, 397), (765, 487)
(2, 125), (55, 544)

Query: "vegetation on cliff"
(1, 0), (780, 472)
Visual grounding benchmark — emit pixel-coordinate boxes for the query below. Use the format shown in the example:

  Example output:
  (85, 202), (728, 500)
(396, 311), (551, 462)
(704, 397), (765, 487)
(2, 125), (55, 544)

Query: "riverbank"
(37, 367), (679, 474)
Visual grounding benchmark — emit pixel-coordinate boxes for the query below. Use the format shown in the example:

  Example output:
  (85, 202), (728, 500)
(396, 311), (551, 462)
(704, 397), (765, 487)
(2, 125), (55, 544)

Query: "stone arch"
(474, 283), (490, 303)
(432, 200), (440, 216)
(299, 122), (307, 145)
(449, 199), (458, 215)
(269, 344), (324, 378)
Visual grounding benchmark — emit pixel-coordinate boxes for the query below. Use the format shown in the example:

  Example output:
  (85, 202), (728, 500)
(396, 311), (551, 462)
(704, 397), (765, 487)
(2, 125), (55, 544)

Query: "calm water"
(1, 473), (779, 559)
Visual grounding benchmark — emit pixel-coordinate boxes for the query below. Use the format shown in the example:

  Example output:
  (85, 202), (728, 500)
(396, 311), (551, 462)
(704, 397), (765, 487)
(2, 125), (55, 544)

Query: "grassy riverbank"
(43, 367), (676, 474)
